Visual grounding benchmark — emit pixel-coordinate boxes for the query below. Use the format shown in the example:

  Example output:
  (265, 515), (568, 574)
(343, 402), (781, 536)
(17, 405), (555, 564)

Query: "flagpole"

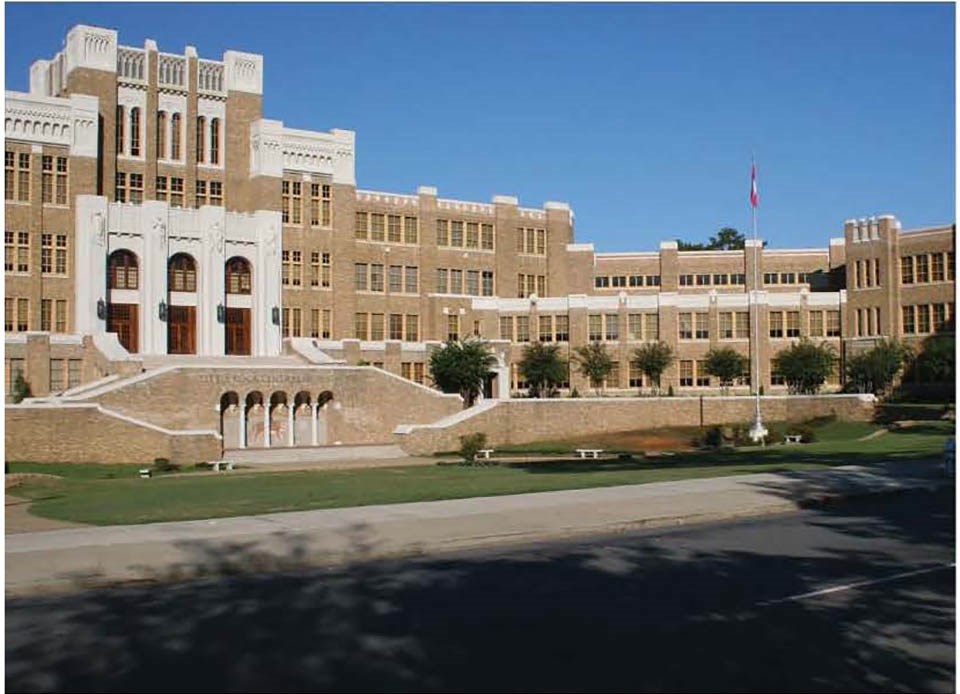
(749, 156), (767, 444)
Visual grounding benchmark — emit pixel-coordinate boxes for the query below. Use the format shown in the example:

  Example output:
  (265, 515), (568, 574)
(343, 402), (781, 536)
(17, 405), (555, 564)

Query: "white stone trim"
(437, 198), (495, 215)
(356, 190), (418, 206)
(224, 50), (263, 94)
(567, 243), (594, 252)
(5, 90), (98, 158)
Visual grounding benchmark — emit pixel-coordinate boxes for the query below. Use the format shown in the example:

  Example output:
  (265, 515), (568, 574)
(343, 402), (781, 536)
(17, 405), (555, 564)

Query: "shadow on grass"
(502, 446), (943, 475)
(6, 490), (954, 693)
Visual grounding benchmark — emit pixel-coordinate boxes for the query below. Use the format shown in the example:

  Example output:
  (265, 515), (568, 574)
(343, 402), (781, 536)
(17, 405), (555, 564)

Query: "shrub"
(786, 424), (816, 443)
(152, 457), (179, 473)
(703, 426), (724, 448)
(667, 385), (675, 397)
(11, 373), (32, 404)
(569, 387), (581, 398)
(459, 432), (488, 465)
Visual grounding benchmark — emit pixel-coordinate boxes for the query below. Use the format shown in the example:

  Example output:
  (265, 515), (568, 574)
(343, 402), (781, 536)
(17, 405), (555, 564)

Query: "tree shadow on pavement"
(6, 490), (955, 693)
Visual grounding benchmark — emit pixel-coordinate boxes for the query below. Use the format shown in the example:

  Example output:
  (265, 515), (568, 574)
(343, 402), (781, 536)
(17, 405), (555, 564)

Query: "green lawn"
(8, 419), (953, 527)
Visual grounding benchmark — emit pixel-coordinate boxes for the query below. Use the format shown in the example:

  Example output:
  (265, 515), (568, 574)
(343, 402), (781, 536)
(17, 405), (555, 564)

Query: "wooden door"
(106, 303), (139, 353)
(167, 305), (196, 354)
(225, 308), (251, 355)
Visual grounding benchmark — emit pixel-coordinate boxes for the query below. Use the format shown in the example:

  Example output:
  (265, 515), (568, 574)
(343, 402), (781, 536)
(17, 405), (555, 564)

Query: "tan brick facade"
(4, 23), (955, 445)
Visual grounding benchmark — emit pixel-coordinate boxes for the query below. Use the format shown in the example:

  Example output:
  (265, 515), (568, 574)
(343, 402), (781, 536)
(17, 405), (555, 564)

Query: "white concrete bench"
(784, 434), (803, 444)
(477, 449), (495, 460)
(138, 468), (152, 479)
(211, 461), (235, 472)
(575, 449), (604, 459)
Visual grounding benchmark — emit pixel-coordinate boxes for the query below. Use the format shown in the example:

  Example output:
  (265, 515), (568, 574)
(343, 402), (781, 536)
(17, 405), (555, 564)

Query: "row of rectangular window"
(5, 151), (31, 202)
(854, 258), (882, 289)
(901, 252), (954, 284)
(282, 181), (332, 227)
(761, 272), (808, 285)
(355, 212), (419, 243)
(280, 307), (333, 339)
(516, 227), (546, 255)
(115, 173), (224, 207)
(436, 268), (495, 296)
(282, 251), (333, 289)
(353, 263), (419, 293)
(500, 314), (572, 343)
(595, 275), (661, 289)
(6, 357), (81, 394)
(5, 232), (69, 275)
(436, 219), (496, 250)
(902, 303), (954, 335)
(518, 273), (546, 298)
(679, 273), (750, 287)
(6, 152), (68, 205)
(354, 313), (421, 341)
(400, 362), (426, 384)
(855, 307), (882, 337)
(5, 297), (69, 332)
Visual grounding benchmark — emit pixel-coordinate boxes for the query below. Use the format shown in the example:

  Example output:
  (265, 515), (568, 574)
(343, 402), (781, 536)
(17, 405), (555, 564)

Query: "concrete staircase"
(222, 444), (409, 465)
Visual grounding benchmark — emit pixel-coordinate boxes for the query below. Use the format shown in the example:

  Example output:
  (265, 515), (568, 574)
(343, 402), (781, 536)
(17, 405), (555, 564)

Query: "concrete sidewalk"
(6, 460), (951, 596)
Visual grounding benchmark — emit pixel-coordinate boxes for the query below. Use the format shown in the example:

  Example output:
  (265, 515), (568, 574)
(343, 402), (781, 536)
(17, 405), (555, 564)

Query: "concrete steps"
(222, 444), (409, 465)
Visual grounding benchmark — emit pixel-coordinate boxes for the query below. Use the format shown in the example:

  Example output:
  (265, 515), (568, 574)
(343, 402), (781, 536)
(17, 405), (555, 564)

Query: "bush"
(11, 373), (32, 404)
(152, 457), (180, 473)
(785, 424), (816, 443)
(667, 385), (675, 397)
(569, 387), (581, 398)
(458, 432), (488, 465)
(703, 426), (724, 448)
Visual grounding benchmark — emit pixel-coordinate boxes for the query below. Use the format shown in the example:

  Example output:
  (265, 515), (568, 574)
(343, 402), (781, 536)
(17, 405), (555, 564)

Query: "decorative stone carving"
(93, 212), (106, 246)
(153, 216), (167, 245)
(211, 222), (224, 255)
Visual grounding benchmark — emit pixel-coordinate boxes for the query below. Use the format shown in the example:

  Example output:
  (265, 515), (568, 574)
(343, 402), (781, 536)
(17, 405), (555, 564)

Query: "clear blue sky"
(5, 2), (955, 251)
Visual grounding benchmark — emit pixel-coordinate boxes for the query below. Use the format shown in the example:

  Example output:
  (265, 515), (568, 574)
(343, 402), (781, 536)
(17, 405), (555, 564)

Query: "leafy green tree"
(632, 341), (674, 394)
(845, 339), (911, 397)
(702, 347), (749, 393)
(771, 338), (837, 395)
(518, 342), (567, 398)
(677, 227), (747, 251)
(11, 372), (31, 403)
(910, 335), (955, 383)
(428, 339), (497, 407)
(707, 227), (746, 250)
(573, 342), (614, 396)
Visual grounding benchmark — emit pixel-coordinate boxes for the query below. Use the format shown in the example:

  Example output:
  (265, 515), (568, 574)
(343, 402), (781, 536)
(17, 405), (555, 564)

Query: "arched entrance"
(107, 249), (140, 353)
(245, 391), (265, 447)
(219, 391), (240, 448)
(167, 253), (197, 354)
(225, 256), (252, 355)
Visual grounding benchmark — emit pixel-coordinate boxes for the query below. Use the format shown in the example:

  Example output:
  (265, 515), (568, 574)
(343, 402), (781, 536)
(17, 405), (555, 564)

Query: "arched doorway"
(225, 256), (252, 355)
(245, 391), (265, 447)
(220, 391), (240, 448)
(106, 249), (140, 353)
(167, 253), (197, 354)
(293, 391), (312, 445)
(269, 391), (289, 446)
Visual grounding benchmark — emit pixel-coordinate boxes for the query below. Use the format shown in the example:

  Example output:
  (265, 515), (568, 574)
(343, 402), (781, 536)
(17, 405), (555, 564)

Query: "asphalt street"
(6, 487), (955, 692)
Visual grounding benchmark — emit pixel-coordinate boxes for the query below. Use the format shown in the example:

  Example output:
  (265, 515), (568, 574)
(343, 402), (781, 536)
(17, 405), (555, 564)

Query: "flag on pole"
(749, 161), (759, 209)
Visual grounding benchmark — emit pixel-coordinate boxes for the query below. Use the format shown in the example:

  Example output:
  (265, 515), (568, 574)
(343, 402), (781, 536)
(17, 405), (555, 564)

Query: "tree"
(708, 227), (746, 250)
(910, 335), (955, 384)
(771, 338), (837, 395)
(677, 227), (746, 251)
(573, 342), (614, 396)
(845, 339), (911, 397)
(11, 372), (31, 404)
(518, 342), (567, 398)
(702, 347), (749, 393)
(428, 339), (497, 408)
(632, 341), (673, 394)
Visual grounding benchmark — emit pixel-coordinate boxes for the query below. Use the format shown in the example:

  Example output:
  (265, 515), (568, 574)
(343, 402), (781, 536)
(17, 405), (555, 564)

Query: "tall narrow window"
(170, 113), (181, 160)
(41, 155), (53, 203)
(196, 116), (206, 163)
(17, 153), (29, 202)
(403, 216), (417, 244)
(129, 107), (141, 156)
(116, 105), (125, 154)
(168, 253), (197, 292)
(55, 157), (67, 205)
(209, 118), (220, 164)
(225, 257), (251, 294)
(157, 111), (167, 159)
(5, 151), (14, 200)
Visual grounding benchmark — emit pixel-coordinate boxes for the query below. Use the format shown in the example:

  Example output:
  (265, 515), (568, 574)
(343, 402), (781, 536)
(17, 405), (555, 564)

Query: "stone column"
(239, 405), (246, 449)
(311, 402), (319, 445)
(263, 406), (270, 448)
(287, 405), (294, 447)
